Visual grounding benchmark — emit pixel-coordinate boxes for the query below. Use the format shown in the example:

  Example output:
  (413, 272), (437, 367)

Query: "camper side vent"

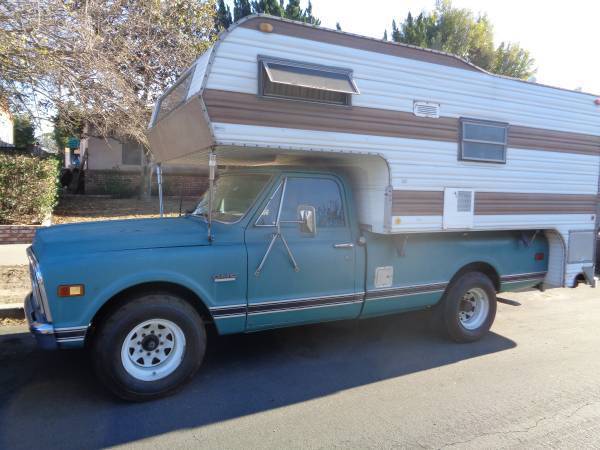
(443, 188), (474, 229)
(413, 101), (440, 118)
(456, 190), (473, 212)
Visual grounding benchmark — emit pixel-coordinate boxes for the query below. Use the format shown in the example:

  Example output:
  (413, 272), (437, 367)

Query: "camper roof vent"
(413, 101), (440, 118)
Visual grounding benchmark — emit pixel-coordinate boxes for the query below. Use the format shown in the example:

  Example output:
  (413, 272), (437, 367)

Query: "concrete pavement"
(0, 244), (29, 266)
(0, 286), (599, 449)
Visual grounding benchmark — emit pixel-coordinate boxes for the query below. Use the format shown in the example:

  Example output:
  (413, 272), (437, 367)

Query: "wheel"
(92, 293), (206, 401)
(440, 272), (497, 343)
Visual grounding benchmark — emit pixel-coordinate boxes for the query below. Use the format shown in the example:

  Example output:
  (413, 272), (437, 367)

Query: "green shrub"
(0, 153), (61, 224)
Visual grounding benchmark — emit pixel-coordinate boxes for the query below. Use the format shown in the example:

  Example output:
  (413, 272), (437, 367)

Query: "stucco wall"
(84, 136), (144, 171)
(0, 109), (13, 146)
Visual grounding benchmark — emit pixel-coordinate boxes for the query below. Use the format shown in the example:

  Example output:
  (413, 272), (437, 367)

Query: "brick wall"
(85, 169), (208, 197)
(0, 225), (41, 244)
(85, 170), (141, 196)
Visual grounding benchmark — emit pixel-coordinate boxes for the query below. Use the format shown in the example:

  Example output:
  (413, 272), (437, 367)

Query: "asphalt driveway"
(0, 286), (599, 449)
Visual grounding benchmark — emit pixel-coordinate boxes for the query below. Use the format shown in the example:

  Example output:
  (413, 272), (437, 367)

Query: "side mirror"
(298, 205), (316, 236)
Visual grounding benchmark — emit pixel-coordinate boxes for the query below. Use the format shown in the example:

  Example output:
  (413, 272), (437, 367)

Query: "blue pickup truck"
(25, 168), (548, 400)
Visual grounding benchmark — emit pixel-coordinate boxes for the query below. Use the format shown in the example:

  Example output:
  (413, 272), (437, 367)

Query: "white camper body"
(147, 15), (600, 289)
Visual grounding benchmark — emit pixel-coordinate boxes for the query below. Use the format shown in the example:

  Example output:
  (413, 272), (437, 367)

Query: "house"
(79, 133), (207, 197)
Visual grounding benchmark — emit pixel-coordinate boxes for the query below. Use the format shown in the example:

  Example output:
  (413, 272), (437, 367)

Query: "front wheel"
(92, 293), (206, 401)
(439, 272), (497, 343)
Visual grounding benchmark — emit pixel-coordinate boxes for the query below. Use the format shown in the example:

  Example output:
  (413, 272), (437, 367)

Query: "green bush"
(0, 153), (61, 224)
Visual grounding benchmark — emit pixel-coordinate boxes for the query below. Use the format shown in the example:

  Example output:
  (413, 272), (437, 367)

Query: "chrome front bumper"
(24, 293), (57, 350)
(25, 294), (89, 349)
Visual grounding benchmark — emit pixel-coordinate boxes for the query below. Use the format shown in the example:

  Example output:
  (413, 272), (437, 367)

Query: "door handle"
(333, 242), (354, 248)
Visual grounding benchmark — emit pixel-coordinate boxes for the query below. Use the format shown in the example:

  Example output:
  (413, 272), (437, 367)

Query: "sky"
(246, 0), (600, 95)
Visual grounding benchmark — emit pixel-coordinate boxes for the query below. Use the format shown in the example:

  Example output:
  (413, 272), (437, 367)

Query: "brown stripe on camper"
(392, 191), (444, 216)
(474, 192), (598, 215)
(204, 90), (600, 157)
(509, 126), (600, 156)
(238, 17), (480, 73)
(392, 190), (597, 216)
(204, 89), (458, 142)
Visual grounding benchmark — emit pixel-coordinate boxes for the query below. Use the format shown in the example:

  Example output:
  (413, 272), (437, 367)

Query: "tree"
(251, 0), (284, 16)
(216, 0), (233, 30)
(302, 1), (320, 25)
(492, 42), (535, 80)
(0, 0), (216, 147)
(233, 0), (252, 21)
(391, 19), (401, 42)
(12, 114), (35, 149)
(285, 0), (304, 21)
(389, 0), (535, 79)
(383, 30), (388, 41)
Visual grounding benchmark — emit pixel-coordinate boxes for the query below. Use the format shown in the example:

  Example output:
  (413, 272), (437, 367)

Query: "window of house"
(122, 141), (142, 165)
(460, 118), (508, 163)
(258, 56), (359, 106)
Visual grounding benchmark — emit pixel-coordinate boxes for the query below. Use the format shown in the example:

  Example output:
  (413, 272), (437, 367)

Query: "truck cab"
(26, 166), (549, 400)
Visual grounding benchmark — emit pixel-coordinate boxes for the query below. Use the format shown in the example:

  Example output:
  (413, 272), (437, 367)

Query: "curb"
(0, 303), (25, 320)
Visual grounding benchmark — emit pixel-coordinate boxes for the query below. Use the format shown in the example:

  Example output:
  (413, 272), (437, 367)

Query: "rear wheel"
(92, 293), (206, 401)
(440, 272), (497, 343)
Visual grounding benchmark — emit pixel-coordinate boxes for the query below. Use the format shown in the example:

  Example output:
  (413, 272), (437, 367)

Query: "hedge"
(0, 153), (61, 225)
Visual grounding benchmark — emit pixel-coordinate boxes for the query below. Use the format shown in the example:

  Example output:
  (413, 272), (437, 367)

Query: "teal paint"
(28, 168), (550, 349)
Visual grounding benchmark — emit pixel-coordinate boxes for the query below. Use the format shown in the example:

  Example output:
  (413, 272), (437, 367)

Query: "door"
(245, 175), (362, 330)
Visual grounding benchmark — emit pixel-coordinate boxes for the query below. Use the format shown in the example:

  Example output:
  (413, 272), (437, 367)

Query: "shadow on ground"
(0, 311), (515, 449)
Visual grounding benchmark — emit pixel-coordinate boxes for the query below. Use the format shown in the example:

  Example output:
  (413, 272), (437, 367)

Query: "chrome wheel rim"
(120, 319), (186, 381)
(458, 287), (490, 330)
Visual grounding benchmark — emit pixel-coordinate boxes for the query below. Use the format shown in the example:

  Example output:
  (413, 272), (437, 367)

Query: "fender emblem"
(213, 273), (237, 283)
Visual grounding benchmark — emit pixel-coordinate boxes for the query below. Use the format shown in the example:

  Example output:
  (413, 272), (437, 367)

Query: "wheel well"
(573, 273), (586, 287)
(448, 262), (501, 292)
(86, 282), (214, 345)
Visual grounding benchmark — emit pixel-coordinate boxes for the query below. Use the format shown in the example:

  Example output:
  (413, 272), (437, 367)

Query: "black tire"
(92, 293), (206, 401)
(439, 272), (497, 343)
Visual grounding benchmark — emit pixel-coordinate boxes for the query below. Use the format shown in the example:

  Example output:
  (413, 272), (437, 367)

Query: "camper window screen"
(259, 57), (358, 106)
(460, 119), (508, 163)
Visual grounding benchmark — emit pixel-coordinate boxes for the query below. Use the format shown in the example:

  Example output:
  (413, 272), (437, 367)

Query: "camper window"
(460, 118), (508, 163)
(154, 70), (193, 124)
(258, 56), (359, 106)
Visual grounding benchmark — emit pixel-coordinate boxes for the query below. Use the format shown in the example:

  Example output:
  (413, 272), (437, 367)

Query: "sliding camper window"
(154, 70), (193, 124)
(258, 56), (359, 106)
(459, 118), (508, 163)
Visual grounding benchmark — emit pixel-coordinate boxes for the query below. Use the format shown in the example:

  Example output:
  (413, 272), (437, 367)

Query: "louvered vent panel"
(456, 190), (473, 212)
(413, 101), (440, 118)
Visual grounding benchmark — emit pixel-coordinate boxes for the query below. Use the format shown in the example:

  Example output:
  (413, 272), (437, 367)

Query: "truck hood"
(32, 216), (209, 260)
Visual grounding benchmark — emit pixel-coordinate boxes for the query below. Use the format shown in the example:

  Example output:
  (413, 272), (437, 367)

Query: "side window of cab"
(280, 178), (346, 228)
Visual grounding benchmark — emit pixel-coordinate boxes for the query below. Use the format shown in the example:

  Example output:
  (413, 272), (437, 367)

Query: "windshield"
(193, 174), (271, 223)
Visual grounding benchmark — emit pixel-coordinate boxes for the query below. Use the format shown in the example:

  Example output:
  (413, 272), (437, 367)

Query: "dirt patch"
(0, 266), (30, 305)
(52, 195), (199, 224)
(0, 317), (26, 327)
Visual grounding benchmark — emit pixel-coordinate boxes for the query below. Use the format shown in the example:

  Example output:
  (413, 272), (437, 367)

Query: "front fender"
(45, 244), (247, 331)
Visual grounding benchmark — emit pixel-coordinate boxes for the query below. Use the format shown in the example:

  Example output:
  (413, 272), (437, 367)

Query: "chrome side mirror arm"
(254, 177), (300, 276)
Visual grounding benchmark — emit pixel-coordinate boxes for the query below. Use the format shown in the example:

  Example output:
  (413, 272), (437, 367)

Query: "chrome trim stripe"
(56, 337), (85, 343)
(54, 329), (87, 339)
(501, 278), (545, 284)
(366, 282), (448, 300)
(54, 325), (89, 332)
(500, 271), (547, 282)
(211, 293), (365, 318)
(213, 277), (237, 283)
(248, 294), (363, 314)
(248, 299), (364, 315)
